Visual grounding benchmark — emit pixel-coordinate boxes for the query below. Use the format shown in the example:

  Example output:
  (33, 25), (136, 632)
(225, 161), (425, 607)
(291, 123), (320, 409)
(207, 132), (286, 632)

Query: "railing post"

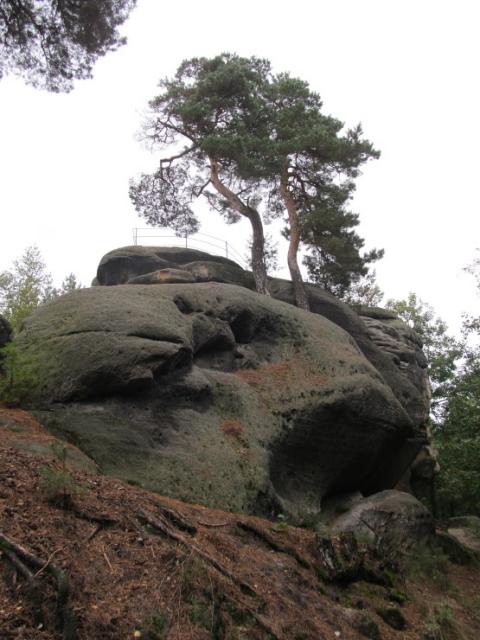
(225, 241), (228, 258)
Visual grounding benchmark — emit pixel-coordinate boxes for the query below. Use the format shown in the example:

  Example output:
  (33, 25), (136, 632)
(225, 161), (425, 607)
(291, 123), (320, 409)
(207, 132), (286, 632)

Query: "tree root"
(0, 531), (77, 640)
(137, 509), (281, 639)
(237, 520), (311, 569)
(137, 508), (256, 597)
(153, 501), (197, 535)
(217, 583), (281, 640)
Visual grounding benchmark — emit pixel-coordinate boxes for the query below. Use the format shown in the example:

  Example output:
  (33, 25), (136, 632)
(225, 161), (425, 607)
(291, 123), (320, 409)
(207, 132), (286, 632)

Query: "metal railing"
(132, 228), (248, 269)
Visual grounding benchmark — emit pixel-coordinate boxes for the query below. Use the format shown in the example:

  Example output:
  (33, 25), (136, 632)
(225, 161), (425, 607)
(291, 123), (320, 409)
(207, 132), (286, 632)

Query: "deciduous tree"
(0, 246), (82, 332)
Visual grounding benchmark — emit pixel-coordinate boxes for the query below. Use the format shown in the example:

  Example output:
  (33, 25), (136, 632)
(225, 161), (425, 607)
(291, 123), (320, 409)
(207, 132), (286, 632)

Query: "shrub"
(39, 443), (84, 509)
(0, 341), (37, 406)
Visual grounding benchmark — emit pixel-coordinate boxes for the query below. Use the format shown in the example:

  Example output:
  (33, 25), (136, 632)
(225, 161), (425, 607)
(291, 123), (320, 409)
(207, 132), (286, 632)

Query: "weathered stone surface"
(18, 283), (417, 520)
(435, 530), (480, 564)
(357, 309), (437, 504)
(128, 268), (195, 285)
(448, 515), (480, 530)
(447, 518), (480, 555)
(97, 246), (241, 285)
(326, 490), (434, 546)
(182, 260), (255, 288)
(97, 246), (431, 431)
(359, 307), (431, 422)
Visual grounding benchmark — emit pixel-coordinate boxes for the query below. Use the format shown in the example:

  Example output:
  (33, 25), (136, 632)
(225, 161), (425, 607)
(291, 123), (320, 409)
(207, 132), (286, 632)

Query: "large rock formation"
(15, 246), (432, 521)
(322, 489), (435, 548)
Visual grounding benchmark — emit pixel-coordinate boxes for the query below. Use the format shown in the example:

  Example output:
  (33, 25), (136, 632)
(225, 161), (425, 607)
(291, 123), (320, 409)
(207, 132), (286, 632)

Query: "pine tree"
(0, 0), (137, 91)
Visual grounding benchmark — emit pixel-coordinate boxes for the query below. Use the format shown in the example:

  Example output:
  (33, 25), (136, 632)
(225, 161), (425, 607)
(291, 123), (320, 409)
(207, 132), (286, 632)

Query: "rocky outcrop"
(95, 247), (433, 497)
(447, 516), (480, 557)
(357, 306), (437, 503)
(322, 489), (434, 547)
(11, 246), (434, 520)
(19, 280), (416, 521)
(97, 247), (431, 427)
(357, 306), (431, 418)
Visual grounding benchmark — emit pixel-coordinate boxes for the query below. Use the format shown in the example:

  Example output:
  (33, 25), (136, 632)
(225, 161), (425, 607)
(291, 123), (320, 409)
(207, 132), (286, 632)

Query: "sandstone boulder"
(128, 268), (195, 285)
(447, 516), (480, 556)
(97, 246), (241, 285)
(97, 247), (431, 431)
(18, 283), (416, 521)
(325, 489), (434, 547)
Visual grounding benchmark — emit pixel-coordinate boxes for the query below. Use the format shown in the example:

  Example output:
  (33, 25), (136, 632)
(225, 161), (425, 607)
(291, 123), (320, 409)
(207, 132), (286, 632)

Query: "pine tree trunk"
(249, 209), (269, 295)
(280, 172), (310, 311)
(209, 158), (270, 296)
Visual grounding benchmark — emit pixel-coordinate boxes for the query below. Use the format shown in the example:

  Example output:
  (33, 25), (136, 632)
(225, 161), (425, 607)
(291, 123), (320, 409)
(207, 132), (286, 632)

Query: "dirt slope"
(1, 409), (479, 640)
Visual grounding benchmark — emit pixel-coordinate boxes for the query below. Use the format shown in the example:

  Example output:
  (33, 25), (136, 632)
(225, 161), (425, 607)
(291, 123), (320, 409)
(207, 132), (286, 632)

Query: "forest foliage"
(0, 0), (137, 91)
(129, 53), (383, 308)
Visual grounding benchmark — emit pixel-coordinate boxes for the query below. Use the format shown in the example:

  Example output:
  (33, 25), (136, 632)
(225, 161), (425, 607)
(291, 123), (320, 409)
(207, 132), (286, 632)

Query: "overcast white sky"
(1, 0), (479, 332)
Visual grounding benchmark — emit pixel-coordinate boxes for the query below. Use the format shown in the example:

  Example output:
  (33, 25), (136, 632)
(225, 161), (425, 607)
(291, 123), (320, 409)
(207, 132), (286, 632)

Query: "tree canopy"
(130, 54), (381, 303)
(433, 257), (480, 516)
(0, 0), (137, 91)
(130, 54), (273, 295)
(256, 74), (382, 308)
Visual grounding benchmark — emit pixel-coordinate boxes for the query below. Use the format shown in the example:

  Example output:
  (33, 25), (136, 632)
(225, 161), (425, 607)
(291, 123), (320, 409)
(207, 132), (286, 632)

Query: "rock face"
(323, 489), (434, 547)
(357, 306), (437, 503)
(15, 246), (432, 521)
(98, 247), (430, 425)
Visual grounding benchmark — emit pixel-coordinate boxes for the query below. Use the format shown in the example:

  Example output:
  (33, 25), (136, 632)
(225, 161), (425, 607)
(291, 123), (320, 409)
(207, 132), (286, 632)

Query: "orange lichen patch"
(235, 357), (329, 391)
(220, 419), (244, 438)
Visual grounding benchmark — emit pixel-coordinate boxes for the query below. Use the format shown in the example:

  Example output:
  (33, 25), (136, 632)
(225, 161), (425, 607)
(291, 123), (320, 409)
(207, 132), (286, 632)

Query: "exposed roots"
(237, 520), (312, 569)
(0, 531), (77, 640)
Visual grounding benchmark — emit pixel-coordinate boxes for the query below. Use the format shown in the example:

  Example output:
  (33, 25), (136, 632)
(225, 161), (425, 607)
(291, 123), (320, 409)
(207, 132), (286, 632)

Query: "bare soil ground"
(1, 408), (479, 640)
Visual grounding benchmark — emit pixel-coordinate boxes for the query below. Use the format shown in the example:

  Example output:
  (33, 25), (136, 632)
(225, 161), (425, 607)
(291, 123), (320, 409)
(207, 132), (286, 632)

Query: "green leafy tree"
(385, 293), (463, 419)
(129, 54), (272, 295)
(0, 341), (38, 405)
(0, 245), (55, 331)
(0, 0), (137, 92)
(57, 273), (82, 295)
(435, 348), (480, 516)
(434, 254), (480, 516)
(0, 246), (82, 332)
